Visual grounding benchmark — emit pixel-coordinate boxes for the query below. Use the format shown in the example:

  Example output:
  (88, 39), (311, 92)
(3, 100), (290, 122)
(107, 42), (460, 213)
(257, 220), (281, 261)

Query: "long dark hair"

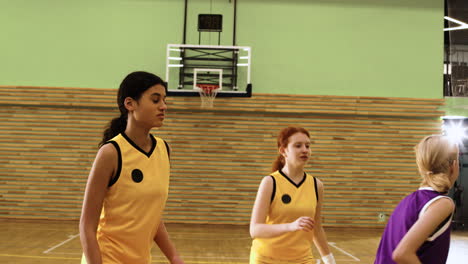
(99, 71), (166, 147)
(272, 127), (310, 172)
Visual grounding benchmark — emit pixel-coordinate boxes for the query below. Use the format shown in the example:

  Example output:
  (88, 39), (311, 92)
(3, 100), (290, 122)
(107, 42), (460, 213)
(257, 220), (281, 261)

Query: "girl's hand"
(289, 216), (315, 232)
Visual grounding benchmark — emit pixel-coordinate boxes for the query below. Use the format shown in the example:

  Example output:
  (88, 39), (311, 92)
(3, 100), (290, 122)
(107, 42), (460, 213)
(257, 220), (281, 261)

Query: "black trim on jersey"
(121, 132), (156, 158)
(163, 140), (171, 158)
(429, 213), (453, 237)
(313, 177), (319, 202)
(269, 175), (276, 203)
(279, 169), (306, 188)
(105, 141), (122, 187)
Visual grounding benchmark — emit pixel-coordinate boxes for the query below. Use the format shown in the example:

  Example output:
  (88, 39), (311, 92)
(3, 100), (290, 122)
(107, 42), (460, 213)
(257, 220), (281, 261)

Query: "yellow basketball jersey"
(82, 133), (170, 264)
(251, 170), (318, 263)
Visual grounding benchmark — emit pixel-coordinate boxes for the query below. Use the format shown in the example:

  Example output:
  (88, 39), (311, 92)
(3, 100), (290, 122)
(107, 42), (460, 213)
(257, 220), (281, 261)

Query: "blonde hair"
(415, 135), (458, 193)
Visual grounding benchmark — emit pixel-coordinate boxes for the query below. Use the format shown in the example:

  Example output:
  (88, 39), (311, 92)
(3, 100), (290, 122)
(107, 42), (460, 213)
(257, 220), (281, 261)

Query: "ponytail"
(421, 171), (453, 193)
(272, 155), (285, 172)
(99, 114), (127, 147)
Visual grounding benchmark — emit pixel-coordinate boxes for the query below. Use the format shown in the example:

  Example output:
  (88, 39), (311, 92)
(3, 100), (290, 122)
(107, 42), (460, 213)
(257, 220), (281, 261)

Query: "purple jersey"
(375, 187), (453, 264)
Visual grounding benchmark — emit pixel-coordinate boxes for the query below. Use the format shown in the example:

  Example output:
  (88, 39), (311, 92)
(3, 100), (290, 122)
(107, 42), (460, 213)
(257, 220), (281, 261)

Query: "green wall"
(1, 0), (444, 98)
(1, 0), (182, 89)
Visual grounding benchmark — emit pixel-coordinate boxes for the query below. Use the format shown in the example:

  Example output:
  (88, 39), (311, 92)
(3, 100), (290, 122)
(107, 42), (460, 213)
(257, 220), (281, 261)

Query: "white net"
(196, 84), (219, 108)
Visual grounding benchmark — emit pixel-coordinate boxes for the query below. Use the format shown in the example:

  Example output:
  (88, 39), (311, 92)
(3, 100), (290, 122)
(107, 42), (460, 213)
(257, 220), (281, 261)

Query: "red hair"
(272, 126), (310, 172)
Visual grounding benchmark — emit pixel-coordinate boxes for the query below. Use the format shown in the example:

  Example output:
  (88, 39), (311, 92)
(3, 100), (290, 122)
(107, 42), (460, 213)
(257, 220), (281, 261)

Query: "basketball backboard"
(165, 44), (252, 97)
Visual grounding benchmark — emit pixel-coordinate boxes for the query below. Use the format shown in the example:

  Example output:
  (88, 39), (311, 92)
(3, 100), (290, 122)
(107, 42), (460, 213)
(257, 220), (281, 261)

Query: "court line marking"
(46, 252), (361, 262)
(169, 237), (252, 240)
(43, 233), (80, 254)
(39, 236), (359, 262)
(51, 253), (250, 259)
(0, 254), (246, 264)
(329, 241), (360, 261)
(0, 254), (80, 260)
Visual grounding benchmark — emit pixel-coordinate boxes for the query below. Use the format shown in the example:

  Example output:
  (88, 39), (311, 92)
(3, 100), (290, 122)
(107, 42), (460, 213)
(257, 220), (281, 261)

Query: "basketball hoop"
(195, 84), (220, 108)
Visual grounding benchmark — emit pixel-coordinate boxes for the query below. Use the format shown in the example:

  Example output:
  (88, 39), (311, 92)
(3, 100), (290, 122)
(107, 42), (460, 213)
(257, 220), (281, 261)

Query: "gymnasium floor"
(1, 219), (467, 264)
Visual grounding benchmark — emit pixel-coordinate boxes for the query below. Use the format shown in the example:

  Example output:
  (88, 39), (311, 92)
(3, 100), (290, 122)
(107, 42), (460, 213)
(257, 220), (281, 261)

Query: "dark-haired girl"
(80, 71), (184, 264)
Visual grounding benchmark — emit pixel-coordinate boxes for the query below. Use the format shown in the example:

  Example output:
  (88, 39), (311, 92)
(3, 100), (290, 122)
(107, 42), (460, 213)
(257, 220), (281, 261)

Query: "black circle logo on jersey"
(131, 169), (143, 183)
(281, 194), (291, 204)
